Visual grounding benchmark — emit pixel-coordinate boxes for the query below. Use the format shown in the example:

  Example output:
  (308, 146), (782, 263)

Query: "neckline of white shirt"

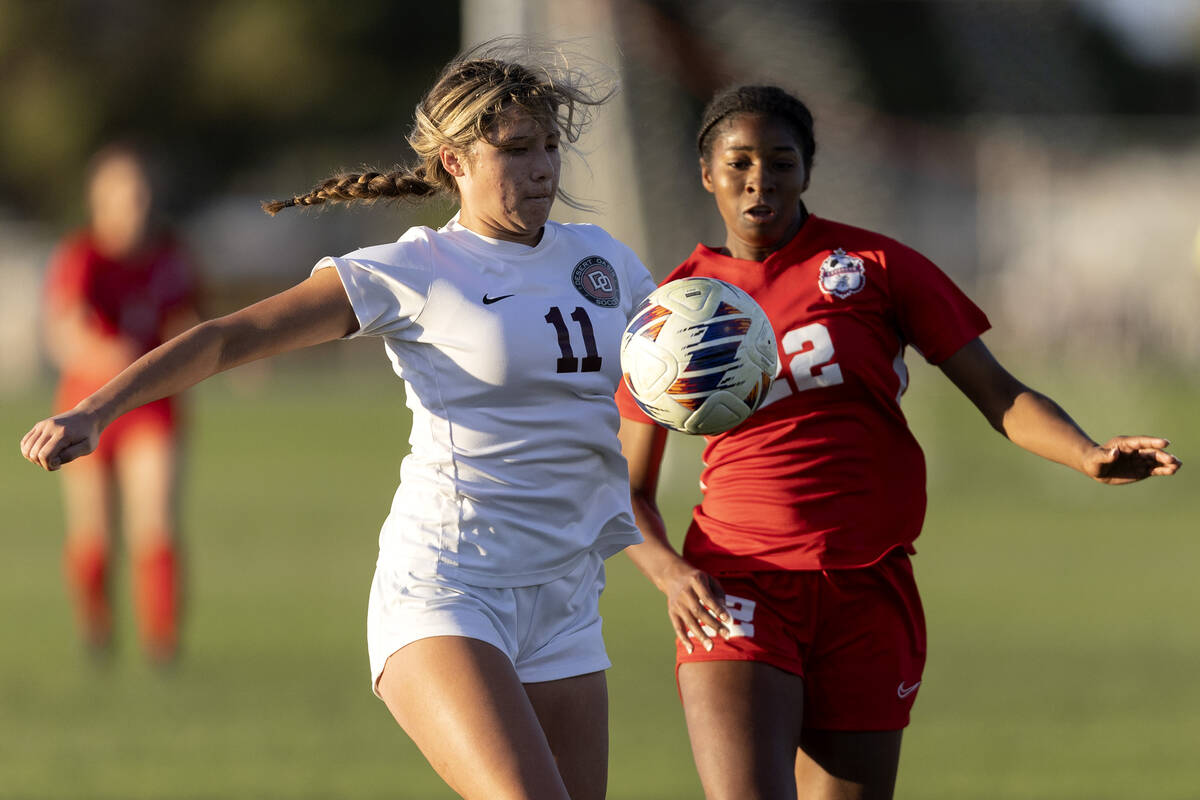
(440, 212), (559, 258)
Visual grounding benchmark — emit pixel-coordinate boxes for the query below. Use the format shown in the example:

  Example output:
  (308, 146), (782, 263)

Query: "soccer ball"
(621, 277), (777, 435)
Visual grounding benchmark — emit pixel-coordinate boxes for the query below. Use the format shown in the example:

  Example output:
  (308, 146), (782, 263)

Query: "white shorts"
(366, 550), (610, 697)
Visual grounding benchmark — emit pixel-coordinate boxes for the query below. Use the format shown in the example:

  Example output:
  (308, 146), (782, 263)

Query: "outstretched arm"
(938, 338), (1181, 484)
(21, 266), (358, 471)
(618, 418), (730, 652)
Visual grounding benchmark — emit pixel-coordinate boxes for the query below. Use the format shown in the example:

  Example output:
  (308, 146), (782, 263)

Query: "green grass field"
(2, 353), (1197, 799)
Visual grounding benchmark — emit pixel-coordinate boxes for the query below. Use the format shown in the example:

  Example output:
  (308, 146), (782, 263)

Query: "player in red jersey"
(43, 143), (199, 663)
(616, 86), (1181, 799)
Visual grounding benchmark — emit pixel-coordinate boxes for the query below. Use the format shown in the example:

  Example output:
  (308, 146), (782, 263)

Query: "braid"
(263, 38), (613, 217)
(697, 85), (816, 171)
(261, 166), (438, 216)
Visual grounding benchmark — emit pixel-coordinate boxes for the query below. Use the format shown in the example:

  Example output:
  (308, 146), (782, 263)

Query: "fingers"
(19, 422), (55, 469)
(695, 576), (729, 626)
(19, 426), (39, 456)
(673, 609), (724, 654)
(1105, 436), (1170, 452)
(54, 440), (94, 469)
(20, 418), (92, 471)
(671, 603), (717, 654)
(669, 575), (729, 654)
(1150, 448), (1182, 475)
(1089, 437), (1182, 484)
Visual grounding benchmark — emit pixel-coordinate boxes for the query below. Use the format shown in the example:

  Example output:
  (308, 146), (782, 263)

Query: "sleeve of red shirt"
(886, 245), (991, 364)
(615, 377), (654, 423)
(43, 235), (91, 310)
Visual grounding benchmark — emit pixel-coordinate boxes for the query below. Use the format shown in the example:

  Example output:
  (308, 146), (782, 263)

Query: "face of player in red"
(701, 112), (810, 262)
(89, 152), (153, 260)
(443, 107), (561, 246)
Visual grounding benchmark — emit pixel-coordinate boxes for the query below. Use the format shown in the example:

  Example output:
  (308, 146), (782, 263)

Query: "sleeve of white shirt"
(311, 236), (433, 340)
(607, 235), (659, 319)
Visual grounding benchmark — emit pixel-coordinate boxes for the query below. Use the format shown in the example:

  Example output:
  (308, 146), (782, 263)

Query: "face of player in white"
(443, 107), (561, 246)
(701, 112), (810, 262)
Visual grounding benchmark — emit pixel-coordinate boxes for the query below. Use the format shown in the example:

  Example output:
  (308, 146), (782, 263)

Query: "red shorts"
(56, 378), (178, 466)
(676, 548), (926, 731)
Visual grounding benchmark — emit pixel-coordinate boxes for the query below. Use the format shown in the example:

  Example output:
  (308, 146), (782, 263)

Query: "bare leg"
(378, 636), (572, 800)
(677, 660), (805, 800)
(114, 425), (180, 662)
(114, 425), (177, 553)
(59, 456), (114, 650)
(795, 729), (903, 800)
(525, 670), (609, 800)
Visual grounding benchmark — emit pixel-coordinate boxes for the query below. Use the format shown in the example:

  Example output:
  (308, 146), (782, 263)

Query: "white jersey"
(315, 216), (658, 587)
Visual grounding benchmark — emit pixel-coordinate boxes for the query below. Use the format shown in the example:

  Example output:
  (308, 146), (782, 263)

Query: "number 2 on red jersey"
(762, 322), (845, 407)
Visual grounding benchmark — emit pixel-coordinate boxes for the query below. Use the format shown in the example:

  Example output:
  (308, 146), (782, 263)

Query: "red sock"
(64, 536), (112, 648)
(135, 542), (181, 662)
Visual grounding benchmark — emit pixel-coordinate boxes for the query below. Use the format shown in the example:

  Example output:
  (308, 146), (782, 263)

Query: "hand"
(1085, 436), (1181, 484)
(20, 411), (101, 471)
(660, 561), (730, 654)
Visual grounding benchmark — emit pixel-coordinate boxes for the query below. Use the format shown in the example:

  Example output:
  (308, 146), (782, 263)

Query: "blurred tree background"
(3, 0), (1195, 226)
(833, 0), (1198, 116)
(0, 0), (460, 224)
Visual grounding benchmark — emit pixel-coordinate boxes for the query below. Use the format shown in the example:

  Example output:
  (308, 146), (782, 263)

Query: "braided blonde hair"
(262, 40), (613, 215)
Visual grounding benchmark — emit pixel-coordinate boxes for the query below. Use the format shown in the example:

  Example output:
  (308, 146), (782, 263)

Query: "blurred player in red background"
(617, 85), (1181, 800)
(43, 142), (199, 663)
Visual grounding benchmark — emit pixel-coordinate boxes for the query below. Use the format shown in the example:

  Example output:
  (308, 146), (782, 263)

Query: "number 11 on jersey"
(544, 306), (602, 373)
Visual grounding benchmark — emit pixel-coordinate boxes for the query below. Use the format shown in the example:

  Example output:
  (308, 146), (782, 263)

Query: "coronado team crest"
(572, 256), (620, 308)
(818, 248), (867, 299)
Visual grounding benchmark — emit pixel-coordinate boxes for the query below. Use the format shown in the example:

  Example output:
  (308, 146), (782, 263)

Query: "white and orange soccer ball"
(620, 277), (777, 435)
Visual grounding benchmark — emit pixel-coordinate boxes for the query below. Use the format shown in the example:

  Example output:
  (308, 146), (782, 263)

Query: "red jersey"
(616, 214), (990, 572)
(46, 232), (197, 403)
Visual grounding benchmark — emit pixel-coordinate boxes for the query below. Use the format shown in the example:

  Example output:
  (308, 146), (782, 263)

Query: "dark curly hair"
(696, 85), (816, 172)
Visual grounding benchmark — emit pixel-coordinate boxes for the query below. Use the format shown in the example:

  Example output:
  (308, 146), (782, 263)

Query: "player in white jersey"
(21, 42), (657, 800)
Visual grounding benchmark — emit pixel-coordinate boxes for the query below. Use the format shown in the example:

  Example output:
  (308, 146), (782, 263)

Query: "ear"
(699, 158), (715, 194)
(440, 146), (467, 178)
